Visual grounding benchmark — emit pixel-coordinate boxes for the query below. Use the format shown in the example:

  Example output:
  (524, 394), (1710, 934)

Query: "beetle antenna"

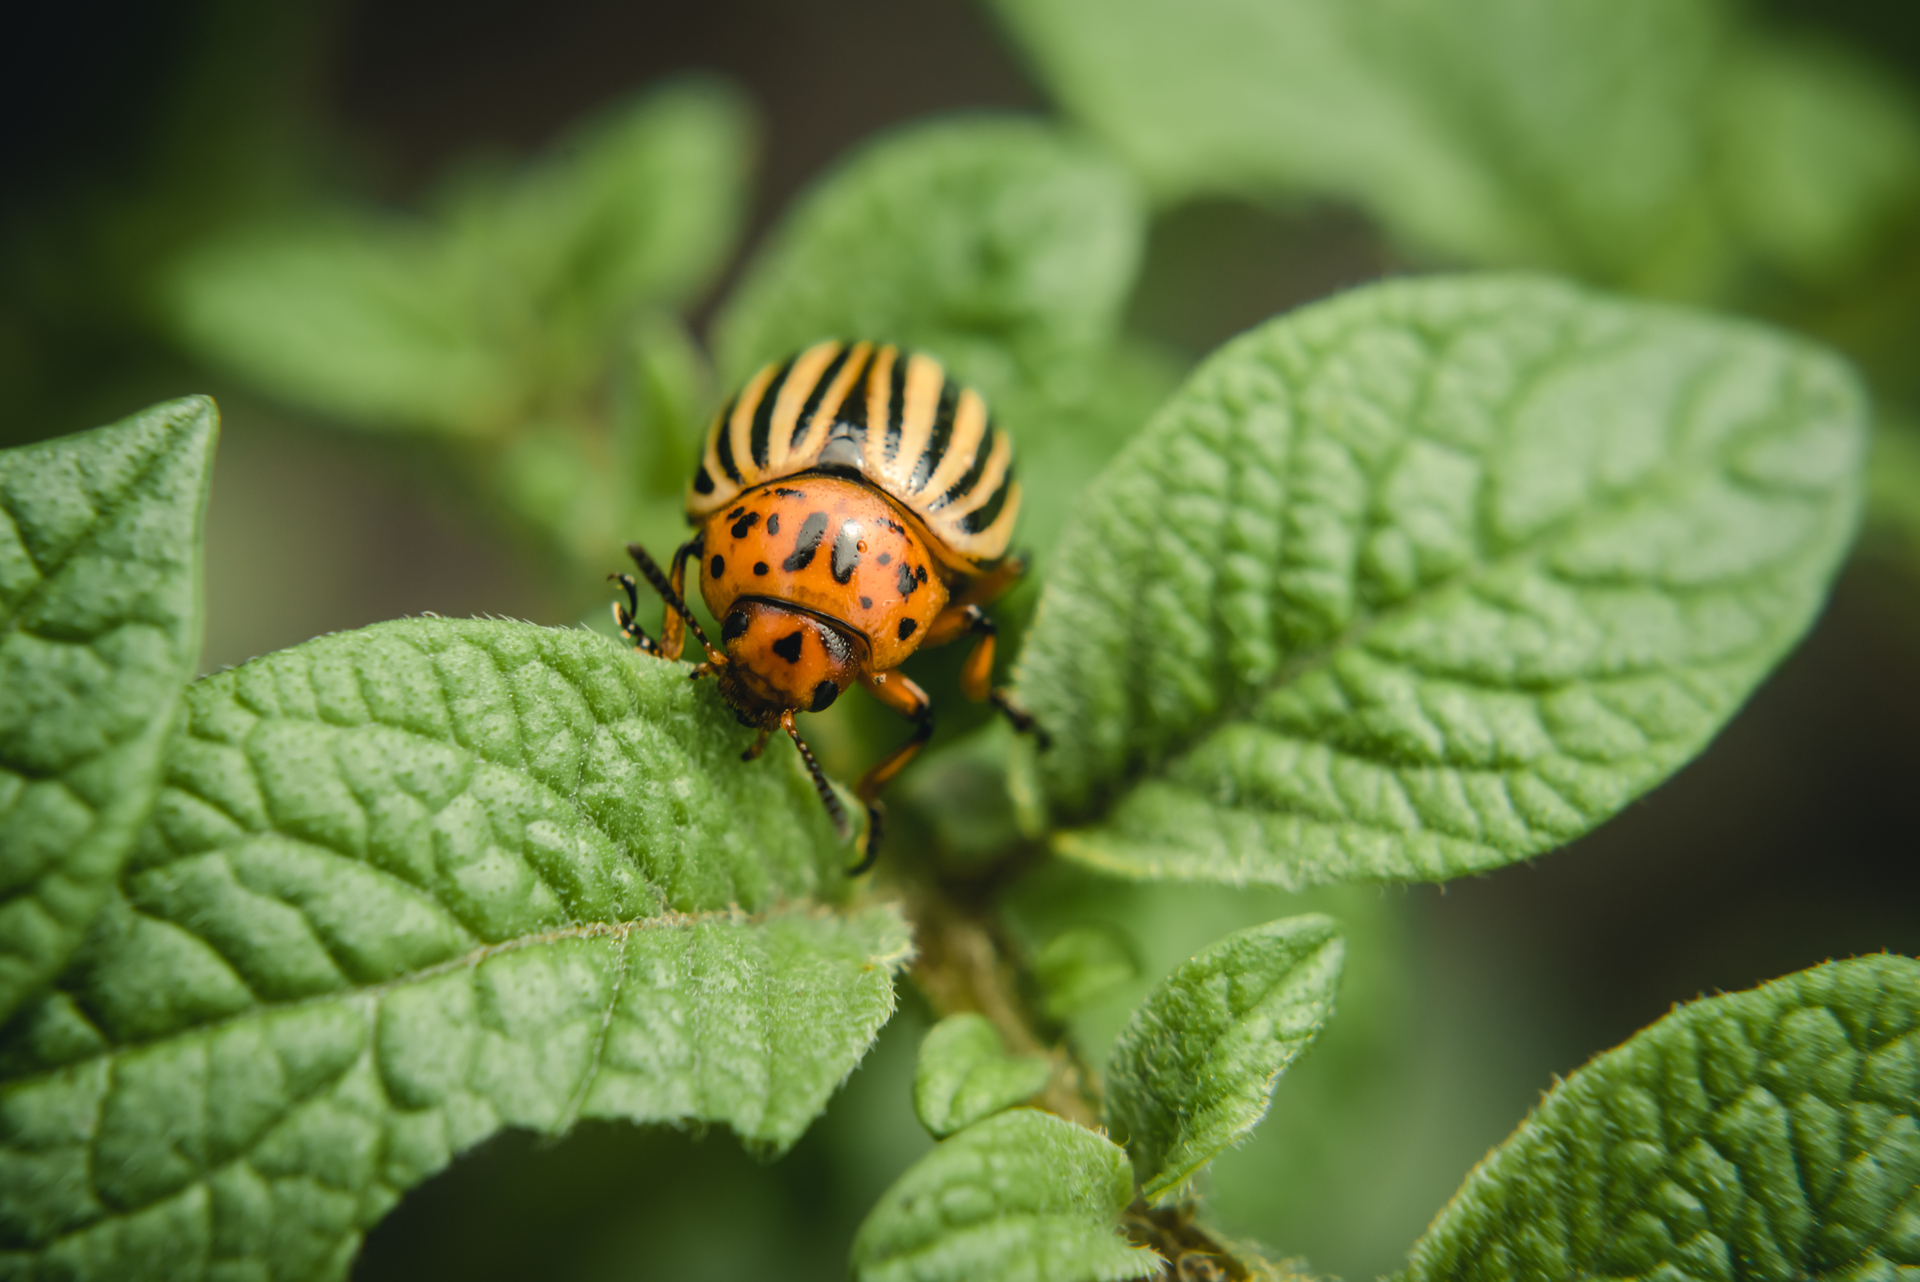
(625, 542), (724, 665)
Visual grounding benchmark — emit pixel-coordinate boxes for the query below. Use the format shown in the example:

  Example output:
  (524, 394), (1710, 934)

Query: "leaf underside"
(0, 398), (217, 1024)
(0, 619), (910, 1281)
(1015, 274), (1866, 889)
(1400, 953), (1920, 1282)
(851, 1108), (1161, 1282)
(1105, 914), (1344, 1203)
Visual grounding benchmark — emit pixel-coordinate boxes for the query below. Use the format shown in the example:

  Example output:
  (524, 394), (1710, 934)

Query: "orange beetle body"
(611, 341), (1043, 871)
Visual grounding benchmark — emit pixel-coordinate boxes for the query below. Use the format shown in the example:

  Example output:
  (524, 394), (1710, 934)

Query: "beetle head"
(714, 598), (867, 724)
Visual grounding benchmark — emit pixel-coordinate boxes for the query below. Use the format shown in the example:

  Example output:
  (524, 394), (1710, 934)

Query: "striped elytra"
(687, 341), (1020, 573)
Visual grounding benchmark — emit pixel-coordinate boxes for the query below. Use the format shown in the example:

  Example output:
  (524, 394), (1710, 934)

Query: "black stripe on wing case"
(792, 344), (853, 449)
(910, 378), (960, 492)
(820, 347), (879, 462)
(713, 393), (743, 483)
(749, 358), (796, 470)
(883, 352), (909, 463)
(933, 423), (995, 510)
(959, 468), (1014, 534)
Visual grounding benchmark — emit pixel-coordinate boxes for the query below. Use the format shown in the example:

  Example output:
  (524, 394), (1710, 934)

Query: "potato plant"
(6, 1), (1920, 1277)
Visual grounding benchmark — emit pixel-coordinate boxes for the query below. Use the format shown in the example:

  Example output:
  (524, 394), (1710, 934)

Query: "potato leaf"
(0, 619), (909, 1280)
(1014, 275), (1866, 887)
(167, 81), (750, 437)
(913, 1013), (1051, 1138)
(851, 1108), (1161, 1282)
(1400, 953), (1920, 1281)
(1105, 914), (1342, 1203)
(712, 117), (1146, 398)
(0, 398), (216, 1023)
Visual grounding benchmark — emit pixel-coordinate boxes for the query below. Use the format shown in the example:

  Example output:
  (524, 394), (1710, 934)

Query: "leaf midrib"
(17, 903), (806, 1082)
(0, 421), (193, 653)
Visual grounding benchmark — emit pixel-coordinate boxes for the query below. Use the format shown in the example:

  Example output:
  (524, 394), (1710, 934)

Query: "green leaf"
(0, 618), (909, 1279)
(0, 398), (216, 1024)
(167, 81), (750, 437)
(712, 117), (1146, 397)
(992, 0), (1920, 296)
(1399, 953), (1920, 1281)
(1014, 275), (1866, 887)
(1105, 914), (1342, 1204)
(913, 1014), (1051, 1138)
(1034, 926), (1137, 1021)
(851, 1108), (1162, 1282)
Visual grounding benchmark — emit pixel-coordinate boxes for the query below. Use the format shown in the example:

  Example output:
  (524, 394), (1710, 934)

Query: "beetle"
(612, 339), (1046, 873)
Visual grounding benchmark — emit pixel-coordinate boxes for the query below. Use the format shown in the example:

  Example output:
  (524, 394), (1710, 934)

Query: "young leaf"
(850, 1108), (1162, 1282)
(1014, 275), (1866, 887)
(166, 81), (750, 437)
(913, 1013), (1051, 1137)
(0, 398), (216, 1023)
(1105, 914), (1343, 1203)
(1399, 952), (1920, 1281)
(1035, 925), (1138, 1021)
(0, 619), (910, 1278)
(711, 117), (1146, 396)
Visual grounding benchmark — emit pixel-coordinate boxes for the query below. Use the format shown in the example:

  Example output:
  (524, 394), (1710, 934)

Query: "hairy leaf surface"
(0, 619), (909, 1280)
(1400, 953), (1920, 1281)
(712, 117), (1145, 397)
(1014, 276), (1865, 887)
(993, 0), (1920, 294)
(0, 399), (216, 1022)
(913, 1013), (1051, 1138)
(167, 82), (749, 436)
(851, 1108), (1161, 1282)
(1105, 914), (1342, 1203)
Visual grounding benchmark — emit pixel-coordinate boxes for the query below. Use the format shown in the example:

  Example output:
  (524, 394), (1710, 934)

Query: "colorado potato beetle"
(612, 340), (1045, 873)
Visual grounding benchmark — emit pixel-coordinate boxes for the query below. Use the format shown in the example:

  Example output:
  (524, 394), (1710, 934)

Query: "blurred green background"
(5, 1), (1920, 1277)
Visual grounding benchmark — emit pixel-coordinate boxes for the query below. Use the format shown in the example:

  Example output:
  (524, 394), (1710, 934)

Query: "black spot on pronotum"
(810, 680), (840, 712)
(723, 609), (751, 642)
(880, 518), (905, 535)
(772, 630), (804, 663)
(726, 506), (746, 520)
(773, 487), (805, 499)
(876, 551), (891, 566)
(859, 596), (873, 610)
(897, 561), (920, 597)
(898, 617), (917, 641)
(730, 511), (760, 540)
(754, 561), (769, 576)
(915, 565), (928, 584)
(783, 512), (829, 571)
(710, 555), (725, 579)
(830, 521), (862, 584)
(767, 512), (781, 536)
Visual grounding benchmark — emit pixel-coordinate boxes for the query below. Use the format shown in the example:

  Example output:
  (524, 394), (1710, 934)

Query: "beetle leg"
(947, 551), (1027, 611)
(857, 669), (935, 800)
(609, 574), (663, 655)
(622, 536), (724, 665)
(741, 726), (772, 761)
(921, 603), (1051, 749)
